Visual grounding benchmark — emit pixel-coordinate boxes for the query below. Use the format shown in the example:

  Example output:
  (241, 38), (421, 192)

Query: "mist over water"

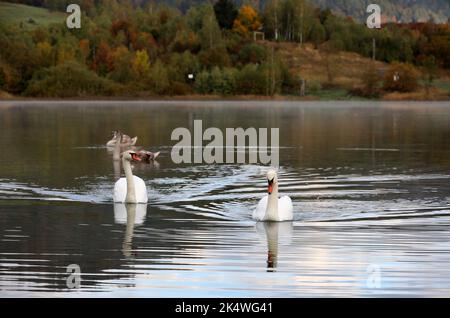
(0, 101), (449, 297)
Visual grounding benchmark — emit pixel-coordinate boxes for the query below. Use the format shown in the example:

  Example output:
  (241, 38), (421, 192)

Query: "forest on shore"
(0, 0), (449, 99)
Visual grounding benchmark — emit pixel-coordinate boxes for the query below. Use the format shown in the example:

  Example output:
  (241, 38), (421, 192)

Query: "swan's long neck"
(265, 181), (279, 220)
(122, 158), (136, 203)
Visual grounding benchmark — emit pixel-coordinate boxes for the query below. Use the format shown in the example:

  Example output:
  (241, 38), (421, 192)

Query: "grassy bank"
(0, 2), (65, 29)
(274, 42), (387, 89)
(271, 41), (450, 100)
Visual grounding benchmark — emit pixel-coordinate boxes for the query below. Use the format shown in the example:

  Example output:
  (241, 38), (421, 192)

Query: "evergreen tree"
(214, 0), (238, 30)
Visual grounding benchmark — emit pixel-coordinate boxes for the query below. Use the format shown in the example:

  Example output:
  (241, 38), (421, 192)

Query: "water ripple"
(1, 167), (449, 223)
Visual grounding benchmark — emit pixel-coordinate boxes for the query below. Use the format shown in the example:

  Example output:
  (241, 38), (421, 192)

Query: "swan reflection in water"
(256, 222), (293, 272)
(114, 203), (148, 258)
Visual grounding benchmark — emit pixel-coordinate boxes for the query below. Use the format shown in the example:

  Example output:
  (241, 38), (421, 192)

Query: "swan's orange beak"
(268, 179), (274, 195)
(131, 153), (141, 162)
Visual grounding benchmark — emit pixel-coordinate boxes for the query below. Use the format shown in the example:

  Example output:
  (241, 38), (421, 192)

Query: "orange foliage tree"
(108, 46), (135, 83)
(91, 41), (112, 75)
(232, 5), (262, 37)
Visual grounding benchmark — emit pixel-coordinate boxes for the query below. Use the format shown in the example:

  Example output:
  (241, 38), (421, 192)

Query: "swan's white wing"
(133, 176), (148, 203)
(278, 196), (294, 221)
(113, 178), (127, 203)
(253, 196), (268, 221)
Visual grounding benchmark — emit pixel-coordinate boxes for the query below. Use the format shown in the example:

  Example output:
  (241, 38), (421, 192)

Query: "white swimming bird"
(253, 169), (293, 222)
(113, 150), (148, 203)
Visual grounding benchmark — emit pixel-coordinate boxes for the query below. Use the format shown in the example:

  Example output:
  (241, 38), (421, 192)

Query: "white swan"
(113, 150), (148, 203)
(253, 169), (293, 222)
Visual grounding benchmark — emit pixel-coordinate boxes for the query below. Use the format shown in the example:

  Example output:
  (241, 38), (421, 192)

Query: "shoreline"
(1, 99), (450, 106)
(0, 92), (327, 101)
(1, 95), (449, 102)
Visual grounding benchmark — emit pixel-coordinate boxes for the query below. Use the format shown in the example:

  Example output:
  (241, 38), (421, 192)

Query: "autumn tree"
(91, 41), (112, 76)
(198, 46), (231, 69)
(108, 46), (134, 84)
(78, 39), (90, 64)
(110, 19), (137, 49)
(359, 64), (382, 97)
(133, 50), (150, 77)
(133, 32), (157, 57)
(232, 5), (262, 37)
(56, 43), (77, 65)
(171, 29), (200, 53)
(383, 62), (419, 92)
(36, 41), (54, 67)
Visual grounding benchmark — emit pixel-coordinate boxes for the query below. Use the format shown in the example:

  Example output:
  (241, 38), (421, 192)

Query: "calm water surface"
(0, 101), (449, 297)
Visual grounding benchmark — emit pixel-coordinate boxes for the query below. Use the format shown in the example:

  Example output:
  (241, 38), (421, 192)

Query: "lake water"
(0, 100), (449, 297)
